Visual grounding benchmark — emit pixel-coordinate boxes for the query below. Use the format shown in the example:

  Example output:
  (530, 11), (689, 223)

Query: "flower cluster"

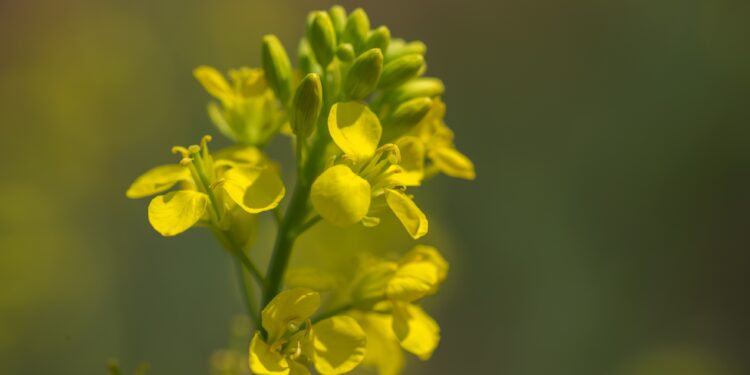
(126, 6), (473, 374)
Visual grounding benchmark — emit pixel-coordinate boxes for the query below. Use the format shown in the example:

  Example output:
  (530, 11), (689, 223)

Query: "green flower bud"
(342, 8), (370, 53)
(307, 11), (337, 67)
(261, 34), (292, 104)
(387, 77), (444, 103)
(336, 43), (355, 62)
(382, 97), (433, 141)
(378, 54), (425, 90)
(298, 39), (322, 76)
(292, 73), (323, 139)
(344, 48), (383, 101)
(365, 26), (390, 54)
(385, 39), (427, 62)
(328, 5), (347, 38)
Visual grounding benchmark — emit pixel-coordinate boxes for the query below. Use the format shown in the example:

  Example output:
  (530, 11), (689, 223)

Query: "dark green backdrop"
(1, 0), (748, 374)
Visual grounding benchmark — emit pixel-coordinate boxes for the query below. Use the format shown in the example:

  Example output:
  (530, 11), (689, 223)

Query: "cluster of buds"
(126, 6), (474, 375)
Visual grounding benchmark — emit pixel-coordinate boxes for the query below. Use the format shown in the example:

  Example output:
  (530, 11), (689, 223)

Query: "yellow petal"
(429, 146), (476, 180)
(223, 166), (285, 213)
(395, 136), (425, 186)
(312, 316), (367, 374)
(207, 102), (237, 141)
(311, 165), (371, 227)
(350, 262), (398, 306)
(126, 164), (190, 199)
(353, 312), (404, 375)
(249, 332), (290, 375)
(386, 262), (439, 302)
(147, 191), (209, 237)
(384, 189), (428, 239)
(400, 245), (449, 286)
(392, 303), (440, 360)
(262, 288), (321, 342)
(194, 65), (233, 102)
(288, 361), (312, 375)
(328, 102), (382, 162)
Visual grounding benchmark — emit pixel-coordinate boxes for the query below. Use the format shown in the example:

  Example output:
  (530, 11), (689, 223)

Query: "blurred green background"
(1, 0), (749, 374)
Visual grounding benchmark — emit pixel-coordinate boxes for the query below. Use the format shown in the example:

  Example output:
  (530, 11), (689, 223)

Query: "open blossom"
(126, 135), (285, 236)
(311, 102), (428, 239)
(194, 66), (285, 146)
(349, 245), (448, 363)
(249, 288), (366, 375)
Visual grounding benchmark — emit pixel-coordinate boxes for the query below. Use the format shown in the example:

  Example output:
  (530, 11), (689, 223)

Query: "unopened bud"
(298, 39), (322, 76)
(292, 73), (323, 139)
(385, 39), (427, 62)
(387, 77), (444, 103)
(328, 5), (347, 38)
(383, 97), (433, 141)
(342, 8), (370, 53)
(336, 43), (355, 62)
(307, 11), (337, 67)
(388, 97), (433, 128)
(344, 48), (383, 101)
(261, 34), (292, 104)
(378, 54), (424, 90)
(365, 26), (390, 54)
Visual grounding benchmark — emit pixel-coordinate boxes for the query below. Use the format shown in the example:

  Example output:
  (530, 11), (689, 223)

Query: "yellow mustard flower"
(310, 102), (428, 239)
(350, 245), (448, 361)
(126, 135), (285, 236)
(249, 288), (367, 375)
(194, 66), (285, 146)
(402, 98), (475, 181)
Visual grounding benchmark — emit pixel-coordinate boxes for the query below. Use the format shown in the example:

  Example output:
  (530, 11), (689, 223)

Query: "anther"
(200, 135), (213, 147)
(179, 157), (193, 167)
(209, 179), (226, 190)
(172, 146), (191, 158)
(188, 145), (201, 154)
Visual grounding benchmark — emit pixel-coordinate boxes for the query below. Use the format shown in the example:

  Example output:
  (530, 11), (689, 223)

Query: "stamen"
(200, 135), (213, 148)
(172, 146), (191, 158)
(289, 341), (302, 360)
(188, 145), (201, 154)
(179, 157), (193, 167)
(209, 178), (226, 190)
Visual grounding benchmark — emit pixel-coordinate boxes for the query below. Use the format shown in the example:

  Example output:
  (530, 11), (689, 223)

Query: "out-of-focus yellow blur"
(1, 0), (748, 374)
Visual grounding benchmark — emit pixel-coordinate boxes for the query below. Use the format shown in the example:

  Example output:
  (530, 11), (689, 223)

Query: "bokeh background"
(1, 0), (749, 374)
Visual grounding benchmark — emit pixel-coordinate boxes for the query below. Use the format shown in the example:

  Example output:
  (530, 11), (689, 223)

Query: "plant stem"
(233, 257), (259, 324)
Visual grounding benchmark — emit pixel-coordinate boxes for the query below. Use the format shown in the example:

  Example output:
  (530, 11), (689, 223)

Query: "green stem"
(233, 257), (260, 324)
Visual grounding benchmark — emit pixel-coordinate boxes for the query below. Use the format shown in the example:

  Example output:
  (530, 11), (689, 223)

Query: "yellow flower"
(405, 98), (475, 180)
(249, 288), (367, 375)
(350, 245), (448, 361)
(310, 102), (428, 239)
(194, 66), (284, 146)
(126, 135), (285, 237)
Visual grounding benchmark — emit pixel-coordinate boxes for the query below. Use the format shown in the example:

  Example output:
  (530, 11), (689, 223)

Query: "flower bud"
(387, 77), (444, 103)
(336, 43), (355, 62)
(385, 39), (427, 62)
(307, 11), (337, 67)
(298, 39), (322, 76)
(383, 97), (433, 140)
(342, 8), (370, 53)
(261, 34), (292, 104)
(328, 5), (347, 38)
(344, 48), (383, 101)
(378, 54), (424, 90)
(292, 73), (323, 139)
(365, 26), (390, 54)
